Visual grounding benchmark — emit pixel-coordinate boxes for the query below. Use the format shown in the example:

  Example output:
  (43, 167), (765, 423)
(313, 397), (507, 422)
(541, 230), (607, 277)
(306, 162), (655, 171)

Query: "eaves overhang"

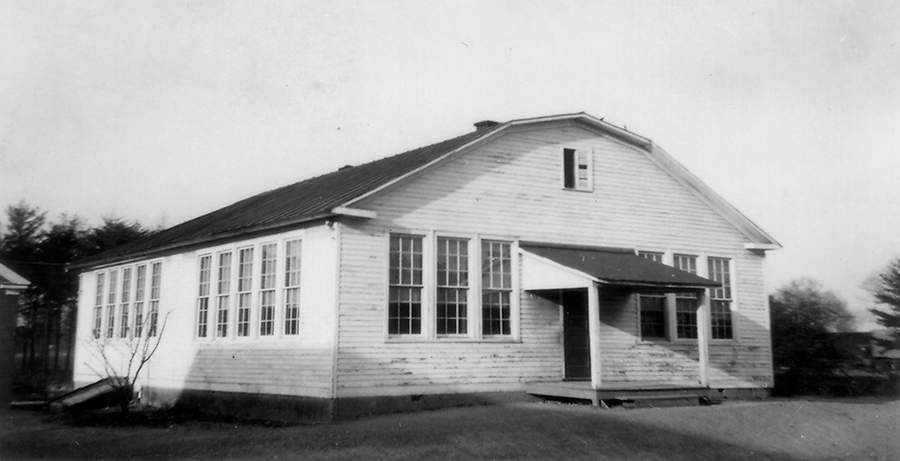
(70, 212), (336, 272)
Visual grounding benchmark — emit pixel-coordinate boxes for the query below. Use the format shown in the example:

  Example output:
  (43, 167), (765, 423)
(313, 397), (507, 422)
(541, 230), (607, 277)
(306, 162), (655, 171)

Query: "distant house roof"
(75, 112), (780, 270)
(0, 262), (30, 290)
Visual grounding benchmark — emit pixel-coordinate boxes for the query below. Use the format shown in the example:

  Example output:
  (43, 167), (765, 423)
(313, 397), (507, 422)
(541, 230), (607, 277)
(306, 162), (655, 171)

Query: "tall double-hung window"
(708, 257), (733, 339)
(638, 251), (667, 339)
(388, 235), (423, 335)
(93, 273), (105, 339)
(149, 262), (161, 337)
(674, 254), (698, 339)
(237, 248), (254, 337)
(437, 237), (468, 335)
(196, 255), (212, 338)
(134, 265), (146, 337)
(106, 270), (118, 339)
(482, 240), (512, 336)
(119, 268), (131, 338)
(259, 243), (277, 336)
(216, 252), (232, 337)
(283, 240), (301, 336)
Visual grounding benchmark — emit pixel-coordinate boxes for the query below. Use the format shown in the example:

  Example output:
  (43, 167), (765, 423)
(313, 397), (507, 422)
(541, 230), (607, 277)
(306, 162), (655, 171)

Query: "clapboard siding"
(335, 226), (563, 397)
(73, 224), (338, 399)
(335, 124), (772, 394)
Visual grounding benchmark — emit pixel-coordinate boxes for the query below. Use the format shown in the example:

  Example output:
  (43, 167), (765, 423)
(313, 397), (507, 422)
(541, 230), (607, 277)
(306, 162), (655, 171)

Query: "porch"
(519, 243), (723, 407)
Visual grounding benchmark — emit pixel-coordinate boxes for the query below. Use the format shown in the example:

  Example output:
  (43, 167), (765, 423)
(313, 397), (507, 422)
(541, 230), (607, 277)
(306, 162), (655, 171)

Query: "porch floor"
(525, 380), (710, 405)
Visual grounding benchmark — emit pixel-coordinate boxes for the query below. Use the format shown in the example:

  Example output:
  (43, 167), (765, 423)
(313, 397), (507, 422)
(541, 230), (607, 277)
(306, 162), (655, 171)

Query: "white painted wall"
(72, 223), (339, 399)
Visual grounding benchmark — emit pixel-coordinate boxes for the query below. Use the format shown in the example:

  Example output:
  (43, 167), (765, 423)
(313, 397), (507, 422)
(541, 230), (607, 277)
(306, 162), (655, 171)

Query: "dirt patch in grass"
(2, 397), (897, 460)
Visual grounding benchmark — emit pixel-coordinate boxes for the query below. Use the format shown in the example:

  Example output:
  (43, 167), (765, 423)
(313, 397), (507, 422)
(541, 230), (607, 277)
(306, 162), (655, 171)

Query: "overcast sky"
(2, 1), (897, 329)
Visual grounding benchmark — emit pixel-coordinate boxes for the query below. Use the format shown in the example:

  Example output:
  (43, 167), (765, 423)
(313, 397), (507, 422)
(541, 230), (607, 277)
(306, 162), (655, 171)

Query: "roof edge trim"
(0, 263), (30, 287)
(71, 212), (336, 271)
(646, 143), (781, 247)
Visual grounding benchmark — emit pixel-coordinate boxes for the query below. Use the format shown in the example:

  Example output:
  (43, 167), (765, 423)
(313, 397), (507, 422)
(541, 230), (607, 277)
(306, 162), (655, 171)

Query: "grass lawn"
(2, 398), (898, 460)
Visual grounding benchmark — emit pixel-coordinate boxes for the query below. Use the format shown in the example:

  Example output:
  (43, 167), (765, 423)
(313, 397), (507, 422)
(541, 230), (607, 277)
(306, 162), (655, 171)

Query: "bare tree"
(82, 311), (170, 414)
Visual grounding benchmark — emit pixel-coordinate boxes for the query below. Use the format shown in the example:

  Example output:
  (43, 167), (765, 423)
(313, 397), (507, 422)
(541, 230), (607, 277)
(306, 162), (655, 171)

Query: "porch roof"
(520, 243), (721, 291)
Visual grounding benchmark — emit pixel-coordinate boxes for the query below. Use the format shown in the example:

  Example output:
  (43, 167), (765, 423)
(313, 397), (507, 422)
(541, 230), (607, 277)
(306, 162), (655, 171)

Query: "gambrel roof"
(76, 112), (779, 269)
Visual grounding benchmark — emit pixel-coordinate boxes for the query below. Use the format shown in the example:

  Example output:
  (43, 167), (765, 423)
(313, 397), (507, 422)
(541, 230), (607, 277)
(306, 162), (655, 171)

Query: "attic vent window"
(563, 148), (593, 191)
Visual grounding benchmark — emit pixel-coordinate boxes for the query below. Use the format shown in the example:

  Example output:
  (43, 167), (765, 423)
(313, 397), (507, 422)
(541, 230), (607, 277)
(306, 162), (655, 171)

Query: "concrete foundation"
(143, 387), (541, 422)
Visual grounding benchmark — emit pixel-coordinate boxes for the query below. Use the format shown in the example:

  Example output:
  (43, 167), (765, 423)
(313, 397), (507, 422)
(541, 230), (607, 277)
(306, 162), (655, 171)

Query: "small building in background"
(0, 262), (30, 409)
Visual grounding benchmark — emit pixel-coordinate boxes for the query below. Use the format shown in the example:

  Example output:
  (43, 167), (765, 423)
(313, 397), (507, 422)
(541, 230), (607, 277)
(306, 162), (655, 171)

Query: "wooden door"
(563, 289), (591, 380)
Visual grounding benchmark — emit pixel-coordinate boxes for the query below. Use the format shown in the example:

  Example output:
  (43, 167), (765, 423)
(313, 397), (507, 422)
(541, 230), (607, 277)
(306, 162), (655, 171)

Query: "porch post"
(697, 290), (711, 387)
(588, 282), (602, 391)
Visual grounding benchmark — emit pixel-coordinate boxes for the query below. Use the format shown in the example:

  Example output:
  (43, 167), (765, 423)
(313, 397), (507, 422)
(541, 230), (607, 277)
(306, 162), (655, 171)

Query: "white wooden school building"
(72, 112), (780, 419)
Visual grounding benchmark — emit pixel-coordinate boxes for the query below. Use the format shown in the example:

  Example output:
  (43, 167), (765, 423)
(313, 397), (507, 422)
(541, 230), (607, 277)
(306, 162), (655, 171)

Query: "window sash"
(708, 257), (733, 339)
(640, 295), (667, 339)
(149, 262), (161, 337)
(92, 306), (102, 339)
(673, 254), (698, 339)
(259, 290), (275, 336)
(119, 304), (130, 338)
(197, 298), (209, 338)
(106, 304), (115, 339)
(389, 235), (423, 335)
(237, 293), (251, 337)
(481, 240), (511, 336)
(133, 302), (144, 337)
(259, 243), (277, 336)
(284, 287), (300, 335)
(437, 237), (468, 335)
(283, 240), (301, 336)
(135, 265), (146, 302)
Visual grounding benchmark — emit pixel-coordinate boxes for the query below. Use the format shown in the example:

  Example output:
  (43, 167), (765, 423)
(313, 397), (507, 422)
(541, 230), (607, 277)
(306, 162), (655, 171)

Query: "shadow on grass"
(58, 407), (301, 428)
(2, 403), (811, 461)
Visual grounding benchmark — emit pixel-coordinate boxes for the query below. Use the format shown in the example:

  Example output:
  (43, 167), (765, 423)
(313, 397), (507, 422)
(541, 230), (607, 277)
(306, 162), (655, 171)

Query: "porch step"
(526, 381), (710, 409)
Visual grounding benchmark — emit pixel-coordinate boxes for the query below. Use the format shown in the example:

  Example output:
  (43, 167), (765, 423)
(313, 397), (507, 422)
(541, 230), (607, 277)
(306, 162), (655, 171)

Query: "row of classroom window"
(92, 262), (162, 340)
(188, 235), (515, 341)
(91, 240), (734, 343)
(637, 251), (734, 341)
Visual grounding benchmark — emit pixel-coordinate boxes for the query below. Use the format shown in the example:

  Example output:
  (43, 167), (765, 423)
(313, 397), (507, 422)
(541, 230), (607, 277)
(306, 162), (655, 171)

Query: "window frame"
(148, 261), (162, 337)
(283, 239), (302, 336)
(637, 251), (668, 341)
(196, 254), (212, 339)
(708, 256), (737, 341)
(214, 251), (233, 339)
(258, 241), (278, 338)
(106, 269), (118, 339)
(561, 147), (594, 192)
(387, 233), (426, 337)
(435, 236), (471, 337)
(384, 231), (519, 342)
(190, 232), (308, 343)
(236, 246), (255, 338)
(119, 267), (132, 339)
(673, 254), (699, 340)
(93, 272), (105, 340)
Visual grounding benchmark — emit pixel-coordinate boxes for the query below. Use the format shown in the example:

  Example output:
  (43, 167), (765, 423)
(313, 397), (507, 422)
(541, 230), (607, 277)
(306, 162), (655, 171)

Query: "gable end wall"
(335, 124), (772, 397)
